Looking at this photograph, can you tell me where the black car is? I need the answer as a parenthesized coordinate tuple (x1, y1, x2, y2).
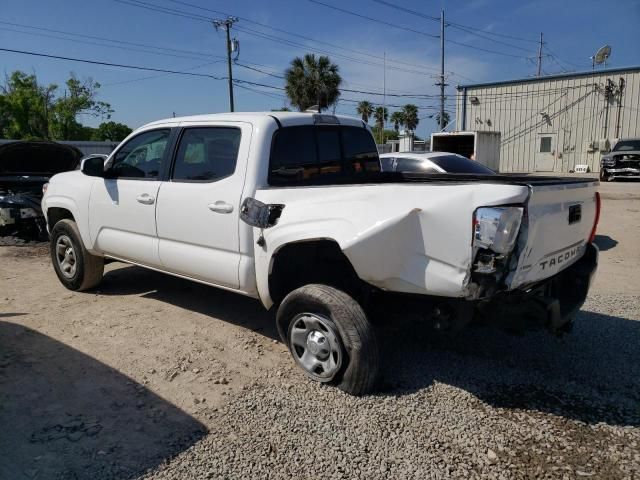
(0, 141, 83, 239)
(600, 138, 640, 181)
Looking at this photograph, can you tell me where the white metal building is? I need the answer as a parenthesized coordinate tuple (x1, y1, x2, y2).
(455, 66, 640, 173)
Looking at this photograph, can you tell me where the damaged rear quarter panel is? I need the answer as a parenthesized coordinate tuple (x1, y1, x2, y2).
(253, 182, 529, 306)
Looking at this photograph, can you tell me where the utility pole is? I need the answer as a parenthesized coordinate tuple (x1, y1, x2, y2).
(536, 32, 544, 77)
(438, 9, 446, 131)
(213, 16, 238, 112)
(382, 52, 386, 144)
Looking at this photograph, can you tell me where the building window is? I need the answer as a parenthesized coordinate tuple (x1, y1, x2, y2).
(539, 136, 552, 153)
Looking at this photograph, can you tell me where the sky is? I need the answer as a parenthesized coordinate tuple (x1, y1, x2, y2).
(2, 0, 639, 139)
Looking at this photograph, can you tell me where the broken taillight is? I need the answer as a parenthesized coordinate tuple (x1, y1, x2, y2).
(588, 191, 601, 243)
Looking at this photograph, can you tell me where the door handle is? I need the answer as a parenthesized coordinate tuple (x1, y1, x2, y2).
(136, 193, 155, 205)
(208, 201, 234, 214)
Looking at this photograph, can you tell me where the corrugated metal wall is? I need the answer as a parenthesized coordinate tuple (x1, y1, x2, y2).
(456, 68, 640, 172)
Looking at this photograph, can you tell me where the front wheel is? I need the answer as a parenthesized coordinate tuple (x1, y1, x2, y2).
(276, 284, 379, 396)
(50, 219, 104, 291)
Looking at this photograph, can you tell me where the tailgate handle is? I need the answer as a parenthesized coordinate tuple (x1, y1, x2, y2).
(568, 204, 582, 224)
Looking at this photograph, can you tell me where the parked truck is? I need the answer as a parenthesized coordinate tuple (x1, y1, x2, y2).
(42, 112, 599, 395)
(431, 131, 501, 171)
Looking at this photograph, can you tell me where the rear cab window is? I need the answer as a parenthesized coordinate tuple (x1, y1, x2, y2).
(269, 125, 379, 186)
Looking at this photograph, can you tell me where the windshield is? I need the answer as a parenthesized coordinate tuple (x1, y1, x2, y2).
(428, 154, 495, 174)
(613, 140, 640, 152)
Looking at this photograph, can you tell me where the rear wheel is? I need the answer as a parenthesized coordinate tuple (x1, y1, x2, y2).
(277, 284, 379, 396)
(50, 219, 104, 291)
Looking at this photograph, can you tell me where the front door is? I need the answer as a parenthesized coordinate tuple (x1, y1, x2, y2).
(155, 123, 251, 289)
(535, 133, 557, 171)
(88, 128, 172, 266)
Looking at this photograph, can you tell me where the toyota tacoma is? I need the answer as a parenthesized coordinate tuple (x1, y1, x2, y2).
(42, 112, 600, 395)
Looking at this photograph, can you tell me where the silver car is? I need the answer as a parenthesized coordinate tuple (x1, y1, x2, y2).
(379, 152, 496, 175)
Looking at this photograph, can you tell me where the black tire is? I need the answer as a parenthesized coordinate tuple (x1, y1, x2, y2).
(50, 219, 104, 291)
(277, 284, 379, 396)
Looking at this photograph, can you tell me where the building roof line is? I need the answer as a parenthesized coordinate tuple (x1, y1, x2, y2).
(456, 65, 640, 90)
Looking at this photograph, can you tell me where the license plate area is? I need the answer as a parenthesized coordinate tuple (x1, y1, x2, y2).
(568, 204, 581, 224)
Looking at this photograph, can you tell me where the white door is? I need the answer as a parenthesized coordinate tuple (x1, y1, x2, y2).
(89, 128, 171, 266)
(155, 123, 251, 289)
(535, 133, 557, 171)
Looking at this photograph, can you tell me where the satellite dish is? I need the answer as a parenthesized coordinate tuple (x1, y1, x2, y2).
(592, 45, 611, 69)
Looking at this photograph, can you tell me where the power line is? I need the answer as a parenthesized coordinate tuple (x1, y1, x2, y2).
(0, 47, 226, 79)
(368, 0, 539, 44)
(0, 46, 455, 111)
(112, 0, 468, 80)
(0, 20, 223, 61)
(162, 0, 447, 74)
(233, 24, 445, 78)
(308, 0, 534, 59)
(102, 61, 223, 87)
(307, 0, 439, 38)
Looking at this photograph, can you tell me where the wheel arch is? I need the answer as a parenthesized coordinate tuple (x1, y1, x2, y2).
(265, 238, 367, 310)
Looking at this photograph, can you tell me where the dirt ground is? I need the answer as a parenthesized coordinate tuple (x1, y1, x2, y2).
(1, 182, 639, 479)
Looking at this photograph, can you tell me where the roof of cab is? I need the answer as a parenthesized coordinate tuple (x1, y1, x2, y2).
(141, 111, 366, 129)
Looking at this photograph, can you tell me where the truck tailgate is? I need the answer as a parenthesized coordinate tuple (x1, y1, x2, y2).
(508, 179, 599, 289)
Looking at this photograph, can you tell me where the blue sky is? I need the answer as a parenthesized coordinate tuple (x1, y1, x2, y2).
(2, 0, 639, 138)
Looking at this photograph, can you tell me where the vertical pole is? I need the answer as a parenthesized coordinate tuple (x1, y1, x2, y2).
(536, 32, 543, 77)
(382, 52, 386, 144)
(440, 10, 446, 131)
(225, 23, 235, 112)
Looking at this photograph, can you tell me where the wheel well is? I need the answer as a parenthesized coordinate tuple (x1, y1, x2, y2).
(268, 240, 365, 306)
(47, 207, 75, 228)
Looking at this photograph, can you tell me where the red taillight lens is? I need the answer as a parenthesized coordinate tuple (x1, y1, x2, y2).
(588, 191, 601, 243)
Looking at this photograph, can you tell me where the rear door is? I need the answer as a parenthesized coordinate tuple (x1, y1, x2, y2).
(155, 123, 251, 289)
(88, 128, 172, 266)
(535, 133, 557, 171)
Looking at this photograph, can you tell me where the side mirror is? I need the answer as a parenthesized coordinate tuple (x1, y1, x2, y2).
(240, 197, 284, 229)
(80, 155, 107, 177)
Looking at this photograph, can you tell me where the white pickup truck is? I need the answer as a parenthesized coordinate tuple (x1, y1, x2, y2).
(42, 112, 599, 395)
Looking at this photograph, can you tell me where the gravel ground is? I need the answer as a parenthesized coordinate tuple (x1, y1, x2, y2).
(2, 192, 640, 479)
(143, 295, 639, 480)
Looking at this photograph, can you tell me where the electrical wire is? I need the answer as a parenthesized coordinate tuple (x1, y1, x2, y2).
(307, 0, 439, 38)
(0, 25, 222, 62)
(307, 0, 534, 59)
(0, 47, 226, 79)
(368, 0, 539, 44)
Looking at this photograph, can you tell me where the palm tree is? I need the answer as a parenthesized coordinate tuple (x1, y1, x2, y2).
(356, 100, 373, 124)
(434, 111, 450, 130)
(373, 106, 388, 143)
(390, 111, 404, 132)
(401, 104, 419, 132)
(284, 54, 342, 112)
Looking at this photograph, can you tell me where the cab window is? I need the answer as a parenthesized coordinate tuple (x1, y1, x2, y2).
(108, 129, 170, 179)
(172, 127, 241, 182)
(269, 125, 379, 186)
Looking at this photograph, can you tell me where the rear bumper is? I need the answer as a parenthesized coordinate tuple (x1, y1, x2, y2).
(479, 243, 598, 332)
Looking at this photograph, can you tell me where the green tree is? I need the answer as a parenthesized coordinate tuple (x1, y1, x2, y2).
(373, 106, 388, 143)
(371, 127, 398, 143)
(356, 100, 374, 124)
(50, 74, 113, 140)
(91, 121, 132, 141)
(0, 71, 57, 139)
(284, 54, 342, 112)
(401, 104, 419, 132)
(271, 107, 291, 112)
(434, 111, 451, 130)
(390, 111, 404, 132)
